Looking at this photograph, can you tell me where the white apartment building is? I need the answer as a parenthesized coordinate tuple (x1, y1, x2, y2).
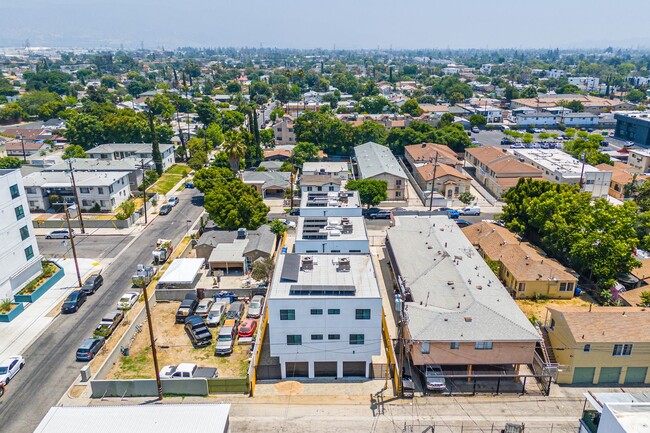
(295, 215, 369, 254)
(547, 69, 566, 79)
(23, 171, 132, 212)
(479, 64, 493, 75)
(85, 143, 176, 172)
(627, 148, 650, 172)
(0, 169, 42, 301)
(513, 149, 612, 198)
(299, 190, 362, 218)
(267, 253, 382, 378)
(302, 162, 349, 180)
(515, 112, 560, 126)
(568, 76, 600, 92)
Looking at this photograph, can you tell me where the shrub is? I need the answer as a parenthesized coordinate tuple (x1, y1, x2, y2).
(0, 298, 13, 314)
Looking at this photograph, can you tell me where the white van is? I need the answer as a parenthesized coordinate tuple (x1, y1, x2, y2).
(460, 206, 481, 216)
(46, 229, 75, 239)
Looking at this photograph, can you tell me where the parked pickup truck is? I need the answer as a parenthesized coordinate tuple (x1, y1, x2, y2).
(175, 293, 199, 323)
(93, 310, 124, 339)
(159, 363, 218, 379)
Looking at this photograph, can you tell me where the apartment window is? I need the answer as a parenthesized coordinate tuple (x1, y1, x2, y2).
(475, 341, 493, 350)
(100, 200, 107, 207)
(586, 180, 595, 185)
(395, 191, 402, 198)
(25, 187, 36, 194)
(24, 245, 34, 261)
(317, 186, 322, 191)
(421, 342, 430, 354)
(583, 344, 591, 353)
(328, 185, 336, 191)
(450, 342, 460, 350)
(79, 187, 90, 194)
(518, 282, 526, 292)
(355, 309, 371, 320)
(108, 185, 114, 193)
(311, 334, 323, 341)
(395, 179, 402, 187)
(349, 334, 365, 345)
(280, 309, 295, 320)
(310, 309, 323, 315)
(306, 186, 313, 192)
(19, 225, 30, 241)
(82, 200, 92, 207)
(97, 187, 104, 194)
(9, 184, 19, 199)
(286, 335, 302, 345)
(276, 128, 282, 132)
(328, 334, 340, 340)
(613, 344, 633, 357)
(15, 205, 25, 221)
(328, 309, 340, 315)
(559, 282, 574, 292)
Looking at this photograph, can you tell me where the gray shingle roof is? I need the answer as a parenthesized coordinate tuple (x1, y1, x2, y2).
(387, 216, 540, 343)
(242, 171, 290, 189)
(354, 142, 407, 180)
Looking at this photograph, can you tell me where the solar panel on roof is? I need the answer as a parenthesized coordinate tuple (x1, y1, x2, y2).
(280, 254, 300, 282)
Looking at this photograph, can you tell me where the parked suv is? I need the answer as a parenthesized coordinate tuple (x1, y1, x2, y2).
(75, 337, 105, 362)
(368, 210, 391, 220)
(424, 364, 446, 392)
(46, 229, 75, 239)
(225, 301, 245, 321)
(81, 274, 104, 295)
(215, 326, 236, 356)
(184, 315, 213, 347)
(175, 293, 199, 323)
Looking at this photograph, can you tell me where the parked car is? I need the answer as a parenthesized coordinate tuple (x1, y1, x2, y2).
(459, 206, 481, 216)
(195, 298, 214, 317)
(61, 290, 87, 314)
(215, 326, 237, 356)
(225, 301, 245, 321)
(206, 299, 229, 327)
(447, 210, 460, 219)
(500, 138, 514, 145)
(369, 210, 391, 220)
(159, 204, 172, 215)
(247, 295, 265, 318)
(81, 274, 103, 295)
(362, 207, 381, 217)
(168, 197, 179, 207)
(510, 143, 525, 149)
(184, 315, 213, 347)
(471, 126, 480, 133)
(0, 356, 25, 385)
(117, 292, 140, 310)
(238, 318, 258, 338)
(175, 293, 199, 323)
(424, 364, 446, 392)
(75, 337, 105, 362)
(184, 181, 195, 189)
(45, 229, 75, 239)
(159, 363, 217, 379)
(278, 218, 296, 228)
(455, 219, 472, 228)
(288, 208, 300, 216)
(93, 310, 124, 339)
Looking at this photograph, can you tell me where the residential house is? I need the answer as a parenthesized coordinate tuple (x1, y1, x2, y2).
(302, 161, 349, 180)
(85, 143, 176, 172)
(299, 174, 341, 194)
(413, 163, 471, 199)
(546, 307, 650, 385)
(462, 221, 578, 299)
(465, 147, 543, 198)
(258, 161, 284, 171)
(195, 225, 276, 274)
(266, 253, 382, 378)
(270, 115, 296, 145)
(513, 149, 612, 198)
(404, 143, 461, 169)
(263, 148, 292, 161)
(354, 142, 407, 201)
(241, 171, 291, 198)
(386, 216, 540, 377)
(5, 139, 50, 158)
(594, 162, 646, 199)
(0, 169, 42, 301)
(23, 171, 131, 212)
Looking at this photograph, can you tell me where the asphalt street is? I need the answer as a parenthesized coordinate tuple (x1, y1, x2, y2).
(37, 234, 134, 261)
(0, 187, 205, 433)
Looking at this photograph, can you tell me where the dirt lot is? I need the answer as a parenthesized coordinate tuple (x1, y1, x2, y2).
(516, 294, 593, 323)
(106, 301, 252, 379)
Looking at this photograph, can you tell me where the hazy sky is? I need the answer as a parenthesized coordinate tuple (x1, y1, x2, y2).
(2, 0, 650, 50)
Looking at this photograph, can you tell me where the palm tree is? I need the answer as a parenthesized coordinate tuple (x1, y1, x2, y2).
(222, 131, 246, 173)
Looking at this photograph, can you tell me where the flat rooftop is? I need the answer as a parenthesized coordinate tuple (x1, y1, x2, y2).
(23, 170, 131, 188)
(299, 190, 361, 209)
(296, 215, 368, 242)
(269, 253, 380, 299)
(513, 148, 603, 177)
(302, 161, 348, 173)
(387, 216, 540, 343)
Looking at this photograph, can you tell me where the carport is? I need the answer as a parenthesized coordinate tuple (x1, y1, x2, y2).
(208, 240, 247, 274)
(157, 258, 205, 290)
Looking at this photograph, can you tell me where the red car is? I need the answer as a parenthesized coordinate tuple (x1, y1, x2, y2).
(238, 318, 257, 338)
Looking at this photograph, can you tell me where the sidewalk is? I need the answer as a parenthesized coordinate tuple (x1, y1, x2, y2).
(0, 258, 101, 359)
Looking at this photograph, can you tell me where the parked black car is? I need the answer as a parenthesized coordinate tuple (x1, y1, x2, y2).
(75, 337, 105, 362)
(175, 293, 199, 323)
(289, 208, 300, 216)
(61, 290, 87, 314)
(184, 315, 213, 347)
(159, 204, 172, 215)
(500, 138, 514, 145)
(81, 274, 104, 295)
(225, 301, 245, 320)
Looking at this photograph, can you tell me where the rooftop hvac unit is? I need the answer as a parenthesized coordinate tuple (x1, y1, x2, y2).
(329, 229, 341, 237)
(338, 257, 351, 272)
(342, 222, 353, 234)
(302, 256, 314, 271)
(237, 228, 248, 239)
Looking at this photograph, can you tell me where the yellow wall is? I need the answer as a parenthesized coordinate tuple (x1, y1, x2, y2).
(512, 279, 575, 300)
(547, 310, 650, 384)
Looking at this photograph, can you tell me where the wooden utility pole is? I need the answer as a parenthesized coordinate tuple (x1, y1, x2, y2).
(141, 276, 163, 400)
(67, 159, 86, 234)
(57, 202, 82, 287)
(139, 159, 149, 224)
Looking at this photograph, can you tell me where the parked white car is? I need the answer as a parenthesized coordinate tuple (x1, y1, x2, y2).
(206, 300, 229, 327)
(0, 356, 25, 385)
(45, 229, 75, 239)
(117, 292, 140, 310)
(278, 218, 296, 229)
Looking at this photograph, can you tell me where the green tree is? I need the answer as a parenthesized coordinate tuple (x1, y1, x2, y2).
(400, 99, 423, 117)
(203, 177, 269, 230)
(63, 113, 104, 148)
(459, 191, 475, 205)
(279, 161, 294, 172)
(37, 100, 66, 120)
(115, 199, 136, 220)
(520, 86, 538, 98)
(0, 103, 27, 121)
(18, 91, 61, 116)
(0, 157, 22, 169)
(346, 178, 388, 208)
(292, 142, 321, 167)
(564, 128, 577, 138)
(627, 89, 646, 104)
(354, 120, 388, 144)
(360, 96, 391, 114)
(558, 100, 585, 112)
(260, 129, 274, 147)
(100, 75, 119, 89)
(226, 81, 242, 93)
(148, 94, 175, 123)
(251, 257, 275, 283)
(195, 101, 219, 126)
(269, 219, 288, 236)
(438, 112, 455, 128)
(468, 114, 487, 127)
(504, 85, 520, 101)
(222, 130, 246, 172)
(640, 291, 650, 307)
(61, 145, 88, 160)
(522, 133, 534, 144)
(23, 70, 73, 94)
